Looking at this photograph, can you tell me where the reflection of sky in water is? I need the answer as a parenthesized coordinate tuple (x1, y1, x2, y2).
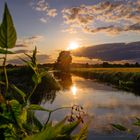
(36, 75, 140, 136)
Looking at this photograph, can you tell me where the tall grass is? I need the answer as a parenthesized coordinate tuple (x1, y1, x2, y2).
(71, 68, 140, 94)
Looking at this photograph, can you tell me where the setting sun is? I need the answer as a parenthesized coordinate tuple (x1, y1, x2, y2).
(67, 42, 79, 51)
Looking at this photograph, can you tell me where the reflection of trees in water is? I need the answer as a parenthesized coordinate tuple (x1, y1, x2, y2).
(6, 68, 60, 105)
(30, 90, 57, 105)
(30, 76, 60, 104)
(54, 72, 73, 90)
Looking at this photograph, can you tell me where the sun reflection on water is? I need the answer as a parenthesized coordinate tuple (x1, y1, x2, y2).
(71, 85, 77, 96)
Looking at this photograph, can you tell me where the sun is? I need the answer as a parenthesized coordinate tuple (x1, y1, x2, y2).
(67, 41, 79, 50)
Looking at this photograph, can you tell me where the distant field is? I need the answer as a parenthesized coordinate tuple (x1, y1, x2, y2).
(71, 68, 140, 73)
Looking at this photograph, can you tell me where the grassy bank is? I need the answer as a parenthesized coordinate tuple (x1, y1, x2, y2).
(71, 68, 140, 94)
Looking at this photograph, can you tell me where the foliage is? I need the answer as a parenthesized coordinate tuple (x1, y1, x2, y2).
(55, 51, 72, 72)
(0, 3, 88, 140)
(112, 118, 140, 140)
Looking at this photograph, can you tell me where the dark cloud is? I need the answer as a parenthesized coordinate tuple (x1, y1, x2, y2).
(36, 54, 50, 63)
(8, 54, 51, 65)
(72, 41, 140, 62)
(15, 44, 28, 48)
(62, 0, 140, 34)
(14, 50, 29, 54)
(16, 35, 44, 47)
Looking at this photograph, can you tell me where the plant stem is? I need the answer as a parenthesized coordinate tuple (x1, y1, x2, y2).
(3, 48, 8, 97)
(45, 112, 51, 125)
(45, 106, 71, 125)
(27, 84, 37, 101)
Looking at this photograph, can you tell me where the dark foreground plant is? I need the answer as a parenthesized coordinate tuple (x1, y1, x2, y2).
(111, 118, 140, 140)
(0, 3, 88, 140)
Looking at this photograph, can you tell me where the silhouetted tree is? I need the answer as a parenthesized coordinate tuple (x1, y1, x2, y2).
(85, 63, 89, 68)
(124, 63, 130, 67)
(55, 51, 72, 72)
(102, 62, 109, 67)
(135, 62, 139, 67)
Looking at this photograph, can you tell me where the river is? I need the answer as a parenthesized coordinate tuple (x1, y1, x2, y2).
(36, 74, 140, 140)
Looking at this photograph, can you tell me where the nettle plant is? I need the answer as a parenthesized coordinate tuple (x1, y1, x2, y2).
(0, 3, 88, 140)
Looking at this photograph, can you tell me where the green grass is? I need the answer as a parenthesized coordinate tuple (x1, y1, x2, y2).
(71, 68, 140, 73)
(71, 68, 140, 94)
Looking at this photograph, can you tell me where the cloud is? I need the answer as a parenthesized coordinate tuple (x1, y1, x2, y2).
(15, 44, 28, 48)
(14, 50, 30, 54)
(47, 9, 57, 17)
(40, 17, 48, 23)
(72, 41, 140, 62)
(62, 0, 140, 34)
(27, 35, 44, 42)
(8, 54, 51, 65)
(16, 35, 44, 47)
(31, 0, 57, 23)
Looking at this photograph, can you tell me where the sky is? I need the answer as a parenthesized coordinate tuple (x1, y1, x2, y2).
(0, 0, 140, 64)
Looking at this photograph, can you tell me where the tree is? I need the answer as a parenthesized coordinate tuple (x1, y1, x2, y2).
(55, 51, 72, 72)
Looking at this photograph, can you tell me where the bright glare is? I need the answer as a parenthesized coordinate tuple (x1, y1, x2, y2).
(71, 85, 77, 96)
(67, 42, 79, 50)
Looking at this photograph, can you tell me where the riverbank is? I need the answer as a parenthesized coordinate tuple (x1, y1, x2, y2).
(71, 68, 140, 94)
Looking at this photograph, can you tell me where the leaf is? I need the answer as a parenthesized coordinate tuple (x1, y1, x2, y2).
(134, 122, 140, 126)
(137, 134, 140, 140)
(32, 74, 42, 85)
(0, 3, 17, 48)
(28, 104, 51, 112)
(111, 124, 127, 131)
(32, 115, 43, 131)
(9, 100, 22, 127)
(24, 118, 78, 140)
(43, 121, 52, 130)
(0, 81, 5, 85)
(60, 121, 80, 135)
(0, 48, 14, 54)
(0, 114, 13, 125)
(136, 117, 140, 122)
(54, 117, 68, 129)
(11, 85, 26, 102)
(32, 47, 37, 65)
(73, 123, 88, 140)
(19, 108, 27, 126)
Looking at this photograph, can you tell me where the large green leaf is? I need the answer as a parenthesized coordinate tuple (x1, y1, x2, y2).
(24, 118, 80, 140)
(28, 104, 51, 112)
(60, 121, 80, 135)
(73, 123, 88, 140)
(0, 48, 14, 54)
(0, 3, 17, 48)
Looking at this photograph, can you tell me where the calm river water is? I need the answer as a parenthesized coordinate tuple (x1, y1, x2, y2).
(36, 74, 140, 140)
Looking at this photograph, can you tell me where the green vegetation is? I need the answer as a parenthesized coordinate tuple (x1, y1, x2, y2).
(112, 118, 140, 140)
(71, 68, 140, 94)
(0, 3, 88, 140)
